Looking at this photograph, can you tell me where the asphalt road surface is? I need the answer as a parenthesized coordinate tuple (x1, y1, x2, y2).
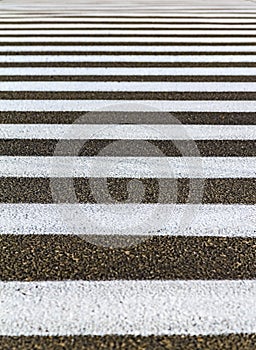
(0, 0, 256, 349)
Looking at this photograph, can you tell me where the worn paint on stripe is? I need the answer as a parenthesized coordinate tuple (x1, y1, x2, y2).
(1, 67, 256, 75)
(1, 37, 256, 43)
(2, 55, 256, 63)
(2, 82, 256, 91)
(1, 124, 255, 140)
(2, 24, 256, 28)
(1, 280, 256, 335)
(2, 14, 256, 17)
(1, 100, 256, 111)
(0, 45, 256, 52)
(0, 81, 256, 92)
(0, 156, 255, 178)
(2, 18, 256, 22)
(0, 204, 255, 236)
(2, 30, 256, 35)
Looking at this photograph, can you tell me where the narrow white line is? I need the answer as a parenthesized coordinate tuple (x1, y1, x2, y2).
(1, 100, 256, 112)
(1, 18, 256, 23)
(1, 24, 256, 28)
(1, 67, 256, 75)
(3, 82, 256, 92)
(0, 203, 255, 236)
(1, 37, 256, 43)
(2, 55, 256, 63)
(1, 6, 255, 10)
(0, 156, 255, 178)
(0, 45, 255, 52)
(1, 124, 255, 140)
(1, 29, 256, 35)
(2, 8, 252, 11)
(2, 13, 256, 17)
(1, 280, 256, 336)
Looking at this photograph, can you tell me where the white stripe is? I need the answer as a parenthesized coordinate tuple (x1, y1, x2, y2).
(0, 203, 255, 236)
(1, 100, 256, 112)
(1, 37, 256, 42)
(0, 156, 254, 178)
(1, 280, 256, 336)
(1, 18, 256, 22)
(0, 45, 255, 52)
(1, 8, 256, 12)
(1, 29, 256, 35)
(1, 67, 256, 75)
(1, 124, 255, 140)
(1, 24, 256, 28)
(2, 54, 256, 63)
(1, 13, 256, 17)
(3, 82, 256, 92)
(4, 7, 254, 10)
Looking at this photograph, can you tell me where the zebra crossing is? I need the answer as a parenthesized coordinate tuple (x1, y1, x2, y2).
(0, 0, 256, 348)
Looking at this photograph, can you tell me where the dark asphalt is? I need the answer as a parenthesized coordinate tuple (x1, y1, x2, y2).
(1, 112, 255, 124)
(1, 235, 256, 281)
(1, 140, 255, 156)
(0, 334, 256, 350)
(0, 178, 255, 204)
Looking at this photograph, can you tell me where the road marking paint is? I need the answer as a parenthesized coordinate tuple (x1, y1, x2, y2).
(2, 29, 256, 35)
(2, 55, 256, 63)
(2, 13, 256, 17)
(1, 24, 256, 28)
(2, 81, 256, 91)
(1, 100, 256, 112)
(0, 156, 255, 178)
(1, 280, 256, 336)
(0, 45, 255, 52)
(1, 67, 256, 76)
(2, 17, 256, 22)
(1, 37, 256, 42)
(0, 203, 255, 236)
(1, 124, 255, 140)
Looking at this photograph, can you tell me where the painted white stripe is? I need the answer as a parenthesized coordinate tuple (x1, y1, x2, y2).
(1, 37, 256, 43)
(0, 5, 255, 9)
(1, 6, 254, 9)
(3, 82, 256, 92)
(0, 156, 255, 178)
(1, 100, 256, 112)
(1, 280, 256, 336)
(1, 124, 254, 140)
(1, 7, 252, 10)
(1, 67, 256, 76)
(1, 24, 256, 28)
(2, 54, 256, 63)
(0, 203, 255, 236)
(1, 18, 256, 23)
(2, 13, 256, 17)
(1, 29, 256, 35)
(4, 7, 256, 11)
(0, 45, 255, 52)
(4, 7, 253, 10)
